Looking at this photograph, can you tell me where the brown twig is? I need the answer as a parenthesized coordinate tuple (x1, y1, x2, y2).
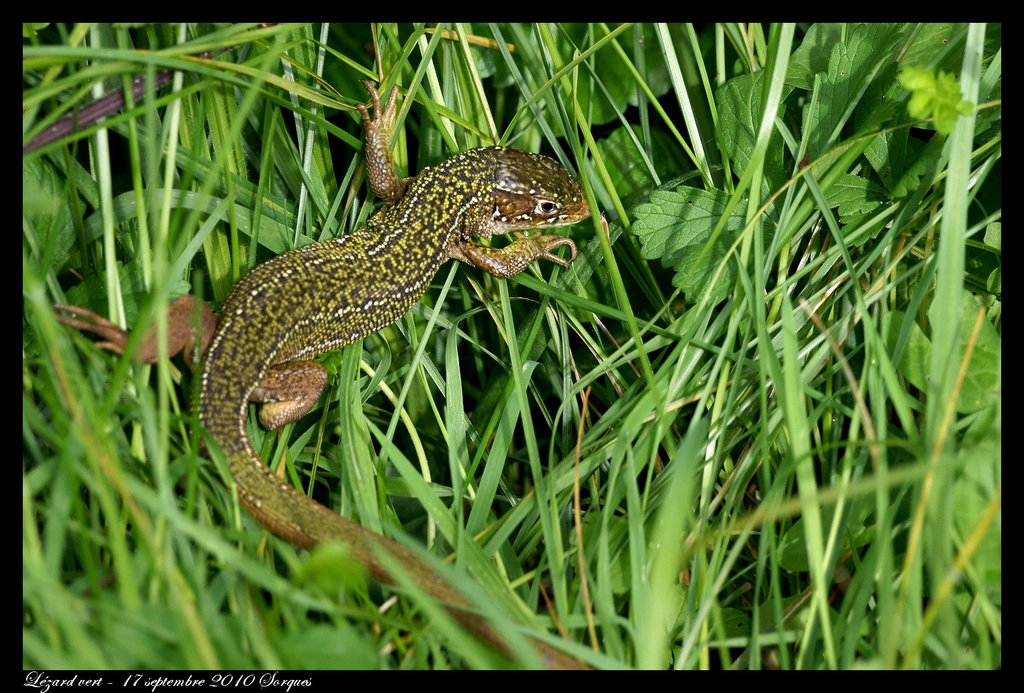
(24, 50, 219, 154)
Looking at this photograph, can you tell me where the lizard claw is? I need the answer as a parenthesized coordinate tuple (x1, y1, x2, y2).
(537, 236, 578, 268)
(357, 80, 399, 136)
(358, 81, 408, 203)
(512, 233, 578, 268)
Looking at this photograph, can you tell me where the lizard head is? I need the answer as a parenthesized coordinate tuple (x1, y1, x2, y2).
(475, 146, 591, 239)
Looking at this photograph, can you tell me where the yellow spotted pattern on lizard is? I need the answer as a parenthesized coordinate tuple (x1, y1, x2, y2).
(198, 83, 591, 666)
(56, 82, 590, 667)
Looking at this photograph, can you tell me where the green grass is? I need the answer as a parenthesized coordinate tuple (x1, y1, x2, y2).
(24, 23, 1001, 669)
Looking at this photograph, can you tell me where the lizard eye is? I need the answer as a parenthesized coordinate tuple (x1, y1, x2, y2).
(535, 199, 560, 216)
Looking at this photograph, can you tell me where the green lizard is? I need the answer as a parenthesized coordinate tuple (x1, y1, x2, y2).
(54, 82, 591, 668)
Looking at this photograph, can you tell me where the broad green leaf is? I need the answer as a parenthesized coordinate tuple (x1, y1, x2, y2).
(633, 186, 745, 303)
(785, 23, 843, 90)
(279, 623, 380, 669)
(887, 294, 999, 414)
(777, 495, 875, 573)
(24, 157, 77, 271)
(826, 172, 887, 226)
(801, 23, 901, 162)
(716, 70, 790, 194)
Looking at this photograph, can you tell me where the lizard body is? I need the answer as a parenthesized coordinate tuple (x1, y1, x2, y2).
(55, 83, 590, 668)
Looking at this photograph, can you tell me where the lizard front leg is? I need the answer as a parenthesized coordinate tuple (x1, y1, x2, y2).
(450, 233, 578, 279)
(356, 81, 409, 203)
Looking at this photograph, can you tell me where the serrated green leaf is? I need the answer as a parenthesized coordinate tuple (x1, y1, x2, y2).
(900, 23, 968, 72)
(777, 495, 875, 573)
(887, 294, 999, 413)
(633, 186, 745, 303)
(802, 23, 901, 161)
(953, 435, 1001, 606)
(858, 58, 908, 194)
(891, 133, 944, 199)
(24, 157, 77, 271)
(950, 302, 1000, 414)
(716, 70, 790, 194)
(785, 23, 844, 90)
(827, 172, 887, 220)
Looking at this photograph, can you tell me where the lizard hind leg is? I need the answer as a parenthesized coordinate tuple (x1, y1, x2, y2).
(53, 294, 215, 368)
(250, 361, 330, 431)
